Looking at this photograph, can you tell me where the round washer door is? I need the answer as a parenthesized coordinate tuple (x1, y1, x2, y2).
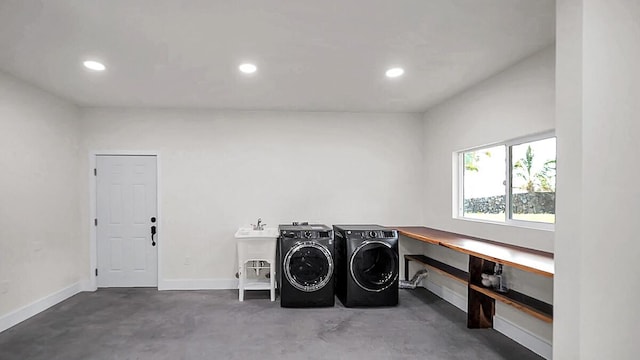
(350, 240, 398, 292)
(284, 241, 334, 292)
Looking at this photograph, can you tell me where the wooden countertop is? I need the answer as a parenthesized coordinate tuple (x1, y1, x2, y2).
(395, 226, 554, 278)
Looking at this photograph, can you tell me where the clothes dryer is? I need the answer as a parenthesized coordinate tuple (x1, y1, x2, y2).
(333, 225, 399, 307)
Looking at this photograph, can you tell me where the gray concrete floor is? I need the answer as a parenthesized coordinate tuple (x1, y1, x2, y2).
(0, 288, 543, 360)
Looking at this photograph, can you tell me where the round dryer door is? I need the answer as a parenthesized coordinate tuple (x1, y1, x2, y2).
(284, 242, 334, 292)
(350, 240, 398, 292)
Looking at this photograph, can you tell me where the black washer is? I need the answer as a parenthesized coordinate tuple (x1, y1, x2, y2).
(278, 224, 335, 307)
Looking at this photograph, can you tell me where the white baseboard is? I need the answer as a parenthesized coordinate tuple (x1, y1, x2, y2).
(0, 282, 83, 333)
(494, 315, 552, 360)
(159, 278, 238, 290)
(419, 280, 551, 359)
(80, 279, 96, 292)
(422, 279, 467, 312)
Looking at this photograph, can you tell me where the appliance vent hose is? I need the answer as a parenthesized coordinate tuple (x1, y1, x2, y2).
(399, 269, 429, 289)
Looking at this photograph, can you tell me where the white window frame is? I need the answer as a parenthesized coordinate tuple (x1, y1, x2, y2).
(455, 131, 556, 231)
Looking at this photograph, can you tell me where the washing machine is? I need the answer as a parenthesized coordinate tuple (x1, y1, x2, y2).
(278, 224, 335, 307)
(333, 225, 399, 307)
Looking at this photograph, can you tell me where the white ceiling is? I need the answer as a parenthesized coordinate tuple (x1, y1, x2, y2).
(0, 0, 555, 112)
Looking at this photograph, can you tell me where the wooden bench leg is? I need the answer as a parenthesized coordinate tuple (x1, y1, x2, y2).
(468, 286, 494, 328)
(467, 256, 495, 328)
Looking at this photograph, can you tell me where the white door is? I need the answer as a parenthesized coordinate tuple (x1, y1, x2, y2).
(96, 155, 158, 287)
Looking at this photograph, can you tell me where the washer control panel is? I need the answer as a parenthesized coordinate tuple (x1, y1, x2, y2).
(280, 230, 332, 240)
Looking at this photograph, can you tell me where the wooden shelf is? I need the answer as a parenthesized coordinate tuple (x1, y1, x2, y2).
(469, 284, 553, 323)
(395, 226, 554, 328)
(404, 254, 468, 284)
(396, 226, 554, 277)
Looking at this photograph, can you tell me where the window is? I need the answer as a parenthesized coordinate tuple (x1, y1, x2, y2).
(462, 145, 506, 221)
(457, 134, 556, 229)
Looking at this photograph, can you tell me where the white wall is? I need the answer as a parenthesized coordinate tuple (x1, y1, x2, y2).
(412, 47, 556, 353)
(0, 72, 83, 322)
(555, 1, 640, 359)
(421, 46, 556, 253)
(554, 0, 582, 357)
(79, 109, 424, 286)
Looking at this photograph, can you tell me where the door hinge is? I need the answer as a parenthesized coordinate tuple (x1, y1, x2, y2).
(94, 218, 98, 226)
(94, 168, 97, 176)
(95, 268, 98, 276)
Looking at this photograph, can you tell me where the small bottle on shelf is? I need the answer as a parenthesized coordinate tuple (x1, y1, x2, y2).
(494, 264, 508, 293)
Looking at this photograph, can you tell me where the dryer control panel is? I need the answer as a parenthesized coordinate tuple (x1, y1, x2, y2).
(344, 229, 397, 239)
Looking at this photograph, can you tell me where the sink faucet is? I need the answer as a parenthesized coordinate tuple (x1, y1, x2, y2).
(252, 218, 266, 230)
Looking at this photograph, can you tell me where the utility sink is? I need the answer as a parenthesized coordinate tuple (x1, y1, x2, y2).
(235, 226, 279, 302)
(234, 227, 279, 239)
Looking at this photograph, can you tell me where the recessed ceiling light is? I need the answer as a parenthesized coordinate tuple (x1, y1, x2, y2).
(385, 67, 404, 78)
(239, 63, 257, 74)
(83, 60, 106, 71)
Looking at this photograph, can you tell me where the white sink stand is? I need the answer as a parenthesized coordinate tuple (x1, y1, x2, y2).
(235, 228, 278, 302)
